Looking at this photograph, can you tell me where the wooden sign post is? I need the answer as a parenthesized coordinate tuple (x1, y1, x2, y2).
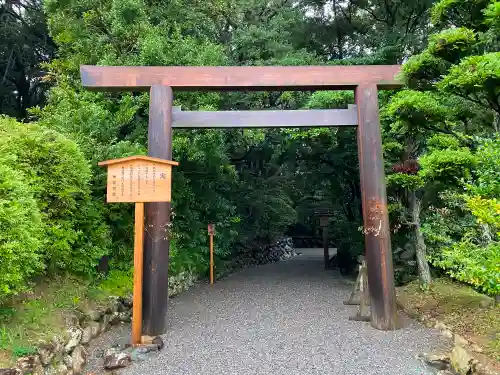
(98, 155, 178, 345)
(319, 216, 330, 269)
(208, 224, 215, 285)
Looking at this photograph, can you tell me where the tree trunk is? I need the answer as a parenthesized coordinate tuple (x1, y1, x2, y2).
(408, 191, 431, 286)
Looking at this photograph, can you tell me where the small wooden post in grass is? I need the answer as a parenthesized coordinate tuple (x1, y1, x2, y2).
(98, 155, 178, 346)
(208, 224, 215, 284)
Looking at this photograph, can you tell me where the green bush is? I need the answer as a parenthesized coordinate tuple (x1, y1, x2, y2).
(0, 164, 43, 300)
(430, 239, 500, 296)
(0, 116, 111, 275)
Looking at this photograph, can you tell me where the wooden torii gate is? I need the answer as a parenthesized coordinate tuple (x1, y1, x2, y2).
(81, 65, 402, 333)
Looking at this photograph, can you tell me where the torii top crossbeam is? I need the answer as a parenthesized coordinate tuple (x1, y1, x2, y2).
(80, 65, 402, 91)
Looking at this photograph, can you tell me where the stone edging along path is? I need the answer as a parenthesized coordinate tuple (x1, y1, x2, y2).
(417, 321, 499, 375)
(2, 296, 134, 375)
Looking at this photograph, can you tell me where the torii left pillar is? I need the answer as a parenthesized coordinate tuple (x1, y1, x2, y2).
(142, 85, 173, 335)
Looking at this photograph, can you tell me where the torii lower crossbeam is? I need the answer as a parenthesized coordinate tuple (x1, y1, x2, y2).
(81, 65, 402, 333)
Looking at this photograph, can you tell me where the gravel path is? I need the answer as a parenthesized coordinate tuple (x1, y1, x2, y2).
(117, 248, 449, 375)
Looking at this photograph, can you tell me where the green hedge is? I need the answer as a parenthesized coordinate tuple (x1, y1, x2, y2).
(430, 240, 500, 296)
(0, 164, 44, 299)
(0, 116, 112, 300)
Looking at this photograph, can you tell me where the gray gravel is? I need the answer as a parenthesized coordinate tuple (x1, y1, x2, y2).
(117, 248, 450, 375)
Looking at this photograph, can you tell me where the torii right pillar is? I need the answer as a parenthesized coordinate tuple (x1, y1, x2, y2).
(356, 83, 398, 330)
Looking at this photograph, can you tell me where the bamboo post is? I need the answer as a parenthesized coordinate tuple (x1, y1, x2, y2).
(132, 202, 145, 345)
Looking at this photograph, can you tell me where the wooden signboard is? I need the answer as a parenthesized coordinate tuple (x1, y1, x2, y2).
(99, 155, 178, 346)
(98, 156, 178, 203)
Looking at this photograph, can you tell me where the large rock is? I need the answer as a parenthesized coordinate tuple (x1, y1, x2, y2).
(64, 327, 82, 353)
(450, 345, 473, 375)
(71, 345, 87, 375)
(106, 297, 122, 314)
(42, 364, 69, 375)
(53, 364, 69, 375)
(473, 361, 500, 375)
(103, 352, 132, 370)
(118, 311, 131, 323)
(88, 321, 101, 339)
(418, 353, 450, 370)
(63, 355, 72, 369)
(38, 342, 56, 366)
(104, 347, 120, 358)
(80, 325, 93, 345)
(130, 345, 158, 362)
(85, 309, 101, 322)
(153, 336, 164, 350)
(110, 312, 121, 325)
(63, 313, 81, 327)
(100, 314, 111, 332)
(117, 302, 127, 313)
(454, 334, 469, 347)
(51, 336, 64, 357)
(121, 295, 133, 308)
(16, 356, 43, 375)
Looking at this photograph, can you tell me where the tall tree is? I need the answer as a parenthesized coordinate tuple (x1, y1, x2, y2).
(0, 0, 55, 119)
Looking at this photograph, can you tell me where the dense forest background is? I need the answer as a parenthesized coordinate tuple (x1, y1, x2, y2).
(0, 0, 498, 302)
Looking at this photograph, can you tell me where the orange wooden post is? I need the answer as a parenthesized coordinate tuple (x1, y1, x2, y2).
(209, 235, 214, 284)
(98, 155, 178, 343)
(132, 202, 144, 345)
(208, 224, 215, 284)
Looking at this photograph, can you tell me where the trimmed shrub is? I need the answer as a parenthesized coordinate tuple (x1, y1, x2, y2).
(430, 240, 500, 296)
(0, 116, 111, 275)
(0, 164, 43, 300)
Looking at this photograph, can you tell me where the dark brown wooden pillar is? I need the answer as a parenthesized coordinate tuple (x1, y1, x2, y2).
(143, 85, 173, 335)
(355, 83, 397, 331)
(322, 226, 330, 270)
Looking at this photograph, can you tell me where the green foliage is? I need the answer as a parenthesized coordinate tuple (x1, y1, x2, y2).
(383, 90, 449, 130)
(466, 196, 500, 233)
(402, 52, 449, 90)
(427, 134, 462, 150)
(0, 161, 43, 300)
(419, 148, 476, 182)
(431, 0, 492, 30)
(0, 116, 110, 276)
(305, 91, 354, 110)
(387, 174, 425, 190)
(427, 28, 476, 63)
(484, 1, 500, 29)
(430, 239, 500, 295)
(96, 269, 133, 297)
(0, 1, 56, 119)
(422, 138, 500, 295)
(467, 137, 500, 198)
(438, 52, 500, 113)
